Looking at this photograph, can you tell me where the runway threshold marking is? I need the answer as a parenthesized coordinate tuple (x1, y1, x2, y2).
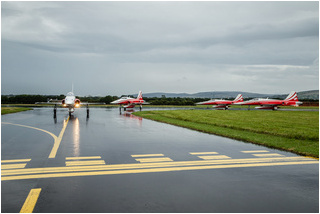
(2, 119, 69, 159)
(2, 156, 318, 181)
(20, 188, 41, 213)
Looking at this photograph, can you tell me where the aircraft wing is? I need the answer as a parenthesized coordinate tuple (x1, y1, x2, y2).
(35, 102, 62, 105)
(80, 102, 106, 105)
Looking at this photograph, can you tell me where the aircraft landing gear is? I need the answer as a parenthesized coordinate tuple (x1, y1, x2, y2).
(139, 105, 142, 111)
(53, 104, 57, 118)
(86, 104, 89, 118)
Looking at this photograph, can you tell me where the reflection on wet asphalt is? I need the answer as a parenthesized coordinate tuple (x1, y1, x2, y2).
(1, 107, 319, 212)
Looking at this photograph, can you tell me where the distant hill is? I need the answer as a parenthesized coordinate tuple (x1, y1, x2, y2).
(138, 90, 319, 100)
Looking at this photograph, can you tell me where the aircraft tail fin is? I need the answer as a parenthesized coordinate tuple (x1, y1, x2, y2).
(137, 91, 143, 100)
(233, 94, 243, 102)
(285, 91, 298, 101)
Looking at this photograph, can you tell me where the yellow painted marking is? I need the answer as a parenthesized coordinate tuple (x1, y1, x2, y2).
(135, 157, 173, 163)
(65, 160, 106, 166)
(241, 150, 270, 153)
(2, 161, 318, 181)
(20, 188, 41, 213)
(131, 154, 164, 157)
(253, 153, 284, 157)
(2, 164, 27, 169)
(190, 152, 219, 155)
(2, 122, 58, 142)
(2, 120, 69, 159)
(66, 156, 101, 160)
(2, 157, 310, 176)
(1, 159, 31, 163)
(49, 117, 69, 158)
(198, 155, 231, 160)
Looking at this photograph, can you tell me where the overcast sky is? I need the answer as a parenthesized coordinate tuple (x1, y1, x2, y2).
(1, 1, 319, 96)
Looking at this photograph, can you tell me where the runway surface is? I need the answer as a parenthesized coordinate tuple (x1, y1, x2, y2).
(2, 107, 319, 212)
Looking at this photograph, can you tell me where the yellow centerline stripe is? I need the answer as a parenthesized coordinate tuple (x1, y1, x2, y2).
(20, 188, 41, 213)
(2, 164, 27, 169)
(1, 159, 31, 163)
(65, 160, 106, 166)
(2, 161, 318, 181)
(66, 156, 101, 160)
(48, 117, 69, 158)
(190, 152, 219, 155)
(131, 154, 164, 157)
(135, 157, 173, 163)
(1, 157, 315, 176)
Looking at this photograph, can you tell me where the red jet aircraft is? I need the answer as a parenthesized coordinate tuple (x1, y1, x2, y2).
(196, 94, 243, 110)
(235, 91, 303, 110)
(111, 91, 148, 112)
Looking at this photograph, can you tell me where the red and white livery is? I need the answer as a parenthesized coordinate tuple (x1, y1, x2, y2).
(235, 91, 303, 110)
(196, 94, 243, 110)
(111, 91, 148, 111)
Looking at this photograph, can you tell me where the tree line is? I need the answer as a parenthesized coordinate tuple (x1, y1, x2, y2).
(1, 94, 318, 106)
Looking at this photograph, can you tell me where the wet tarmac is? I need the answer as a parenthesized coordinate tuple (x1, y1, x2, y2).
(1, 107, 319, 212)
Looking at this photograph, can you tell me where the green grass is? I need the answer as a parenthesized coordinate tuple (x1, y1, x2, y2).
(1, 107, 32, 115)
(133, 110, 319, 158)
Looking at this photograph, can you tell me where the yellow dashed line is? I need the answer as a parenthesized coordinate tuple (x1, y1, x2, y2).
(1, 159, 31, 163)
(198, 155, 231, 160)
(65, 160, 106, 166)
(190, 152, 219, 155)
(253, 153, 284, 157)
(66, 156, 101, 160)
(135, 157, 173, 163)
(131, 154, 164, 158)
(241, 150, 270, 153)
(2, 164, 27, 170)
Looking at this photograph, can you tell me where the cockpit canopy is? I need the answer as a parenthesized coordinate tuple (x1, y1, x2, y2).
(67, 92, 74, 96)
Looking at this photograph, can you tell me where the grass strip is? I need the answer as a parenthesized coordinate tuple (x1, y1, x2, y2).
(1, 107, 32, 115)
(133, 110, 319, 158)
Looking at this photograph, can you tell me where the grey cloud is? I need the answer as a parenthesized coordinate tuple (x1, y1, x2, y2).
(1, 1, 318, 95)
